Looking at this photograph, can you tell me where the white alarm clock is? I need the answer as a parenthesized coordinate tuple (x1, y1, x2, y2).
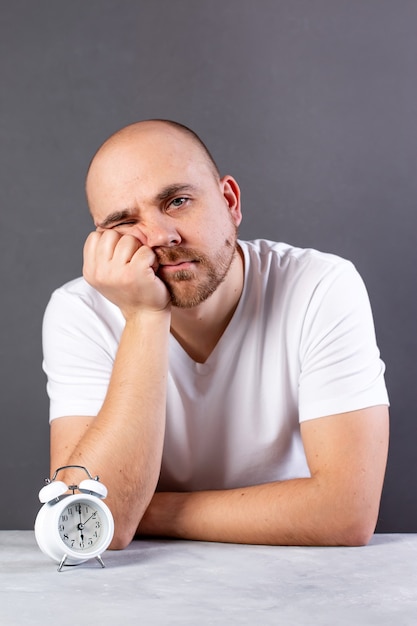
(34, 465, 114, 571)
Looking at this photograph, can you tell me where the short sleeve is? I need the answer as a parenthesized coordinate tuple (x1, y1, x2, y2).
(42, 282, 123, 421)
(298, 262, 389, 421)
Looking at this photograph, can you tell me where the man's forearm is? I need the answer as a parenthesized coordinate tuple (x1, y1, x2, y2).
(137, 478, 377, 547)
(51, 309, 171, 549)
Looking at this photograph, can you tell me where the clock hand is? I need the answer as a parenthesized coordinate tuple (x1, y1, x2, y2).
(77, 504, 85, 542)
(77, 509, 98, 530)
(82, 510, 98, 526)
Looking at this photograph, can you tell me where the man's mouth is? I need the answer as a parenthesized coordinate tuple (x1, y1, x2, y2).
(155, 248, 204, 278)
(158, 260, 196, 273)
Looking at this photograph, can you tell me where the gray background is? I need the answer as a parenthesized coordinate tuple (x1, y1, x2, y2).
(1, 0, 416, 532)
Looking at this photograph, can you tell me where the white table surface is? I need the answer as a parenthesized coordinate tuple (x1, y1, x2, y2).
(1, 531, 416, 625)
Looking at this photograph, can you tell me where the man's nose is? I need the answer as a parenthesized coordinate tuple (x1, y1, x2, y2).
(137, 216, 181, 248)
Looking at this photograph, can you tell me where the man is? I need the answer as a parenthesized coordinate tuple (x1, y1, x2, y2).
(43, 119, 389, 549)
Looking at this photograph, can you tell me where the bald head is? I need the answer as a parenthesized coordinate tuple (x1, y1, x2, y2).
(86, 119, 220, 199)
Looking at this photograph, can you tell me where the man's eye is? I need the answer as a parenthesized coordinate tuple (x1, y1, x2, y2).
(169, 197, 188, 209)
(111, 221, 136, 229)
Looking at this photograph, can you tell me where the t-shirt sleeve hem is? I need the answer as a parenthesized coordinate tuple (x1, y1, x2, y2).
(49, 402, 103, 423)
(299, 387, 389, 422)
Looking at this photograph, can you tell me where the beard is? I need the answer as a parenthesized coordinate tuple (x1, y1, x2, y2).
(155, 231, 238, 308)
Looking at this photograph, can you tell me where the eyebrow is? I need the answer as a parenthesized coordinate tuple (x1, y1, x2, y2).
(96, 184, 198, 229)
(156, 183, 198, 201)
(96, 209, 136, 229)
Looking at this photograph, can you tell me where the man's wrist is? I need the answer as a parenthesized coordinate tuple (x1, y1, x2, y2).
(123, 305, 172, 327)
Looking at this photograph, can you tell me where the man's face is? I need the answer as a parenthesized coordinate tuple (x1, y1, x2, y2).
(86, 124, 242, 308)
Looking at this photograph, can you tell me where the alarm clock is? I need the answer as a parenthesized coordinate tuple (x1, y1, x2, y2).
(34, 465, 114, 571)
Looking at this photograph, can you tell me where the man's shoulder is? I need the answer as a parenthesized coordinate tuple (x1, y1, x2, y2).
(238, 239, 354, 277)
(49, 276, 101, 305)
(52, 276, 90, 296)
(46, 277, 119, 319)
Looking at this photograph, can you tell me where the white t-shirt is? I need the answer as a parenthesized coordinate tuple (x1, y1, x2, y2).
(42, 240, 388, 491)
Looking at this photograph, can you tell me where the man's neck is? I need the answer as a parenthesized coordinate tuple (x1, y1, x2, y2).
(170, 246, 244, 363)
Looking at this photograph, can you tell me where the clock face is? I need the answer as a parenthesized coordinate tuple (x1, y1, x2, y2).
(58, 499, 104, 553)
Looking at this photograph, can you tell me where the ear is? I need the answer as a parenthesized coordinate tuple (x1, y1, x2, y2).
(220, 175, 242, 227)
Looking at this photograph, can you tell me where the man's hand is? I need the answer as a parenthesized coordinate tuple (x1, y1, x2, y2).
(83, 230, 171, 319)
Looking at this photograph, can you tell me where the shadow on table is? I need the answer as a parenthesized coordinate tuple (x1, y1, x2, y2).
(73, 538, 178, 571)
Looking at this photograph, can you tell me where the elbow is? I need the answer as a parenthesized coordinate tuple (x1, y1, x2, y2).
(339, 522, 375, 547)
(109, 527, 136, 551)
(332, 508, 378, 547)
(108, 516, 140, 550)
(107, 494, 154, 550)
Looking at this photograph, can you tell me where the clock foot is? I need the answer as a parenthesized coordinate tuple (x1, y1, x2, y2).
(96, 555, 105, 568)
(58, 554, 68, 572)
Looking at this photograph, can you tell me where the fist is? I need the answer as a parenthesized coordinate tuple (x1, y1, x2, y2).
(83, 230, 171, 318)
